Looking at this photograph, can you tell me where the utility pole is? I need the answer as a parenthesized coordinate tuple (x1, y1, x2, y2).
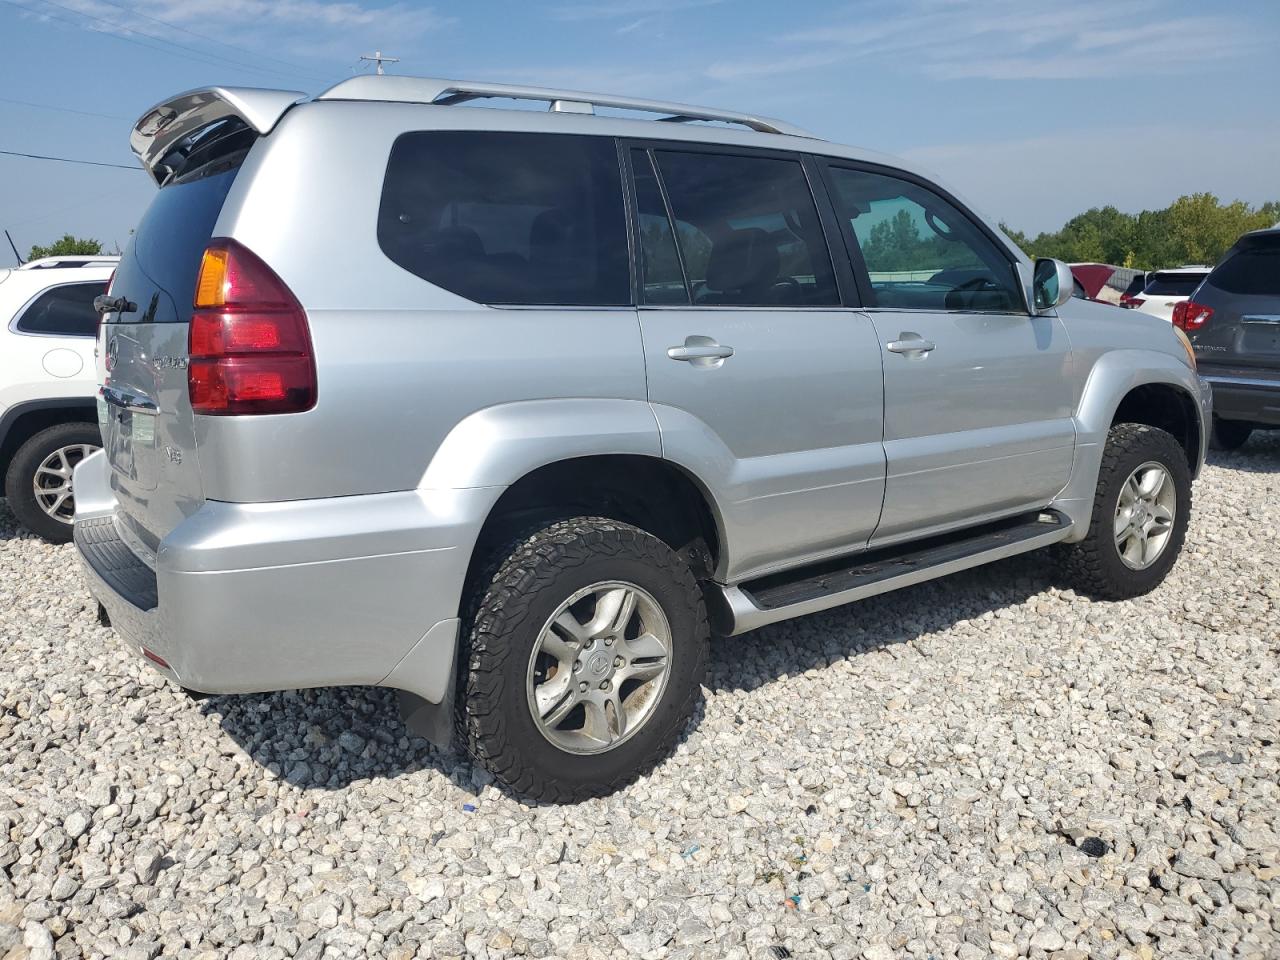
(359, 50, 399, 75)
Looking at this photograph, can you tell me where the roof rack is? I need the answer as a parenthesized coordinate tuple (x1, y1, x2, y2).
(316, 76, 817, 139)
(19, 256, 120, 270)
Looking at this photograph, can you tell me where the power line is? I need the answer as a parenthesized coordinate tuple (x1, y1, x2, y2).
(27, 0, 328, 83)
(1, 0, 268, 76)
(0, 95, 130, 121)
(90, 0, 329, 80)
(0, 148, 140, 171)
(8, 0, 327, 85)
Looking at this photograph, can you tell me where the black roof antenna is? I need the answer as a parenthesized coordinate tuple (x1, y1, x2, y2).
(4, 230, 23, 266)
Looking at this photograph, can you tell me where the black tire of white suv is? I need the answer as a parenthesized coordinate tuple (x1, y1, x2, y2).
(4, 422, 101, 543)
(459, 517, 709, 803)
(1057, 423, 1191, 600)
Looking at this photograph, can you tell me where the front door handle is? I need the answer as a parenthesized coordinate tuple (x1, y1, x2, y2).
(668, 335, 734, 368)
(886, 334, 936, 357)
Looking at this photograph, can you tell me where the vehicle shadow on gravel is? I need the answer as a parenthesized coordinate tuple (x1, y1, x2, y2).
(706, 551, 1060, 696)
(203, 551, 1057, 798)
(1205, 431, 1280, 473)
(202, 686, 487, 797)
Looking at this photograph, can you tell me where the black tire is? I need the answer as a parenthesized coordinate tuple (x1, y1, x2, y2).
(1057, 423, 1191, 600)
(1210, 417, 1253, 451)
(459, 517, 709, 803)
(3, 422, 101, 544)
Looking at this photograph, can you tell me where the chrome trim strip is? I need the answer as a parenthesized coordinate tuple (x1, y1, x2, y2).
(1202, 375, 1280, 390)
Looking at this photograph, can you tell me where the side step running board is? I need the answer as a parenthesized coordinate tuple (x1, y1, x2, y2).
(718, 510, 1072, 635)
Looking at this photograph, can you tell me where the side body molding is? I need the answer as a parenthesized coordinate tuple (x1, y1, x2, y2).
(1052, 349, 1209, 541)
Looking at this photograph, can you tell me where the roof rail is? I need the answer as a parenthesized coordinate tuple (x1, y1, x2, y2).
(19, 255, 120, 270)
(317, 75, 817, 139)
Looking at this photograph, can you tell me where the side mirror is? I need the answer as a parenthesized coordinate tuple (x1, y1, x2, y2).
(1032, 258, 1074, 312)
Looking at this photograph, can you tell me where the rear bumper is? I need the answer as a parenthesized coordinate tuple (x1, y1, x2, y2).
(72, 449, 500, 705)
(1201, 372, 1280, 427)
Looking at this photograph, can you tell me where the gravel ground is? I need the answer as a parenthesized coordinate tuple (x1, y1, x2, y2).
(1, 438, 1277, 960)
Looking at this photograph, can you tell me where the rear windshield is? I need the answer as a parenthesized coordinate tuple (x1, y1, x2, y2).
(127, 166, 240, 319)
(1144, 273, 1204, 297)
(1207, 239, 1280, 296)
(377, 131, 630, 306)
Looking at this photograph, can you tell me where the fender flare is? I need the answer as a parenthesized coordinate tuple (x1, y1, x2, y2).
(1054, 350, 1207, 539)
(417, 397, 664, 490)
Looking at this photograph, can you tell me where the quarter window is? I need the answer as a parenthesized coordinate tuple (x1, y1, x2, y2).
(827, 166, 1023, 313)
(378, 132, 630, 306)
(14, 282, 105, 337)
(648, 150, 839, 307)
(631, 150, 687, 305)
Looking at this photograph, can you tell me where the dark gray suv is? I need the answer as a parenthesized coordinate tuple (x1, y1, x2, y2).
(1176, 228, 1280, 449)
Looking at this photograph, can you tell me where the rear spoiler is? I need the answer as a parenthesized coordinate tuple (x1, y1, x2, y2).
(130, 87, 305, 186)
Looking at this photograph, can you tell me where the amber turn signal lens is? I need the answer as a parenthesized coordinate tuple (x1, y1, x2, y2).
(194, 246, 230, 308)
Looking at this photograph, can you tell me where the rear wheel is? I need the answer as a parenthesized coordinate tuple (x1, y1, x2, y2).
(458, 517, 708, 803)
(1057, 423, 1191, 600)
(4, 422, 101, 543)
(1210, 417, 1253, 451)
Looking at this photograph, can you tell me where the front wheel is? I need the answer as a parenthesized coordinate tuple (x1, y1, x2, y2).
(458, 517, 708, 803)
(1057, 423, 1191, 600)
(3, 422, 101, 543)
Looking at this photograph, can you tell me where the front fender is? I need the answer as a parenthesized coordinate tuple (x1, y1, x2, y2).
(1054, 350, 1208, 540)
(418, 398, 663, 490)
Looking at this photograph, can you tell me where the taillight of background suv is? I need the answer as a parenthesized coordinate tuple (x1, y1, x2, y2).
(1172, 300, 1214, 331)
(188, 239, 317, 415)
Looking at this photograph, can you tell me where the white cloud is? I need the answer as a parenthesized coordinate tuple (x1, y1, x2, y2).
(708, 0, 1260, 83)
(550, 0, 725, 22)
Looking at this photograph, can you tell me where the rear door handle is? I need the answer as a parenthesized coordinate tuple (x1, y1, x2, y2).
(886, 335, 936, 356)
(668, 335, 734, 367)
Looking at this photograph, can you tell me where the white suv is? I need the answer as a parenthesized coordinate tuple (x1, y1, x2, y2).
(1133, 266, 1211, 322)
(1, 256, 116, 541)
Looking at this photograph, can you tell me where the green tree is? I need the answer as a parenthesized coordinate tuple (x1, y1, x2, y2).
(1007, 196, 1279, 270)
(27, 234, 103, 260)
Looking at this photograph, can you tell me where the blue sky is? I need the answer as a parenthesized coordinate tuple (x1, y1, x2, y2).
(2, 0, 1278, 267)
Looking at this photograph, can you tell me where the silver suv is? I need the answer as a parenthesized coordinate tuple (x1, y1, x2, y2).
(75, 77, 1211, 802)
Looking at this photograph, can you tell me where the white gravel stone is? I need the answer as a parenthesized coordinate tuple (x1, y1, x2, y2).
(1, 437, 1278, 959)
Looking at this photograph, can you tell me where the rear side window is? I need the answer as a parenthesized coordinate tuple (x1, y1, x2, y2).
(378, 132, 630, 306)
(1144, 273, 1204, 296)
(1207, 239, 1280, 296)
(14, 282, 105, 337)
(649, 150, 838, 307)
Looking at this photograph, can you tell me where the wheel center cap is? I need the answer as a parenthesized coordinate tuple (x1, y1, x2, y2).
(586, 651, 612, 678)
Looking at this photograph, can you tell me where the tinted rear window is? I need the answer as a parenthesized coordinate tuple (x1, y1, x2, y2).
(124, 164, 240, 320)
(378, 132, 630, 306)
(14, 281, 105, 337)
(1145, 273, 1204, 296)
(1207, 239, 1280, 296)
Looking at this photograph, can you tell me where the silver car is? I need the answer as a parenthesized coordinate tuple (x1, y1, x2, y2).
(75, 76, 1211, 802)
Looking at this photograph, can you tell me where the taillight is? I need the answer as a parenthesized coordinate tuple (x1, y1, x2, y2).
(1121, 296, 1143, 309)
(188, 239, 316, 415)
(1172, 300, 1213, 331)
